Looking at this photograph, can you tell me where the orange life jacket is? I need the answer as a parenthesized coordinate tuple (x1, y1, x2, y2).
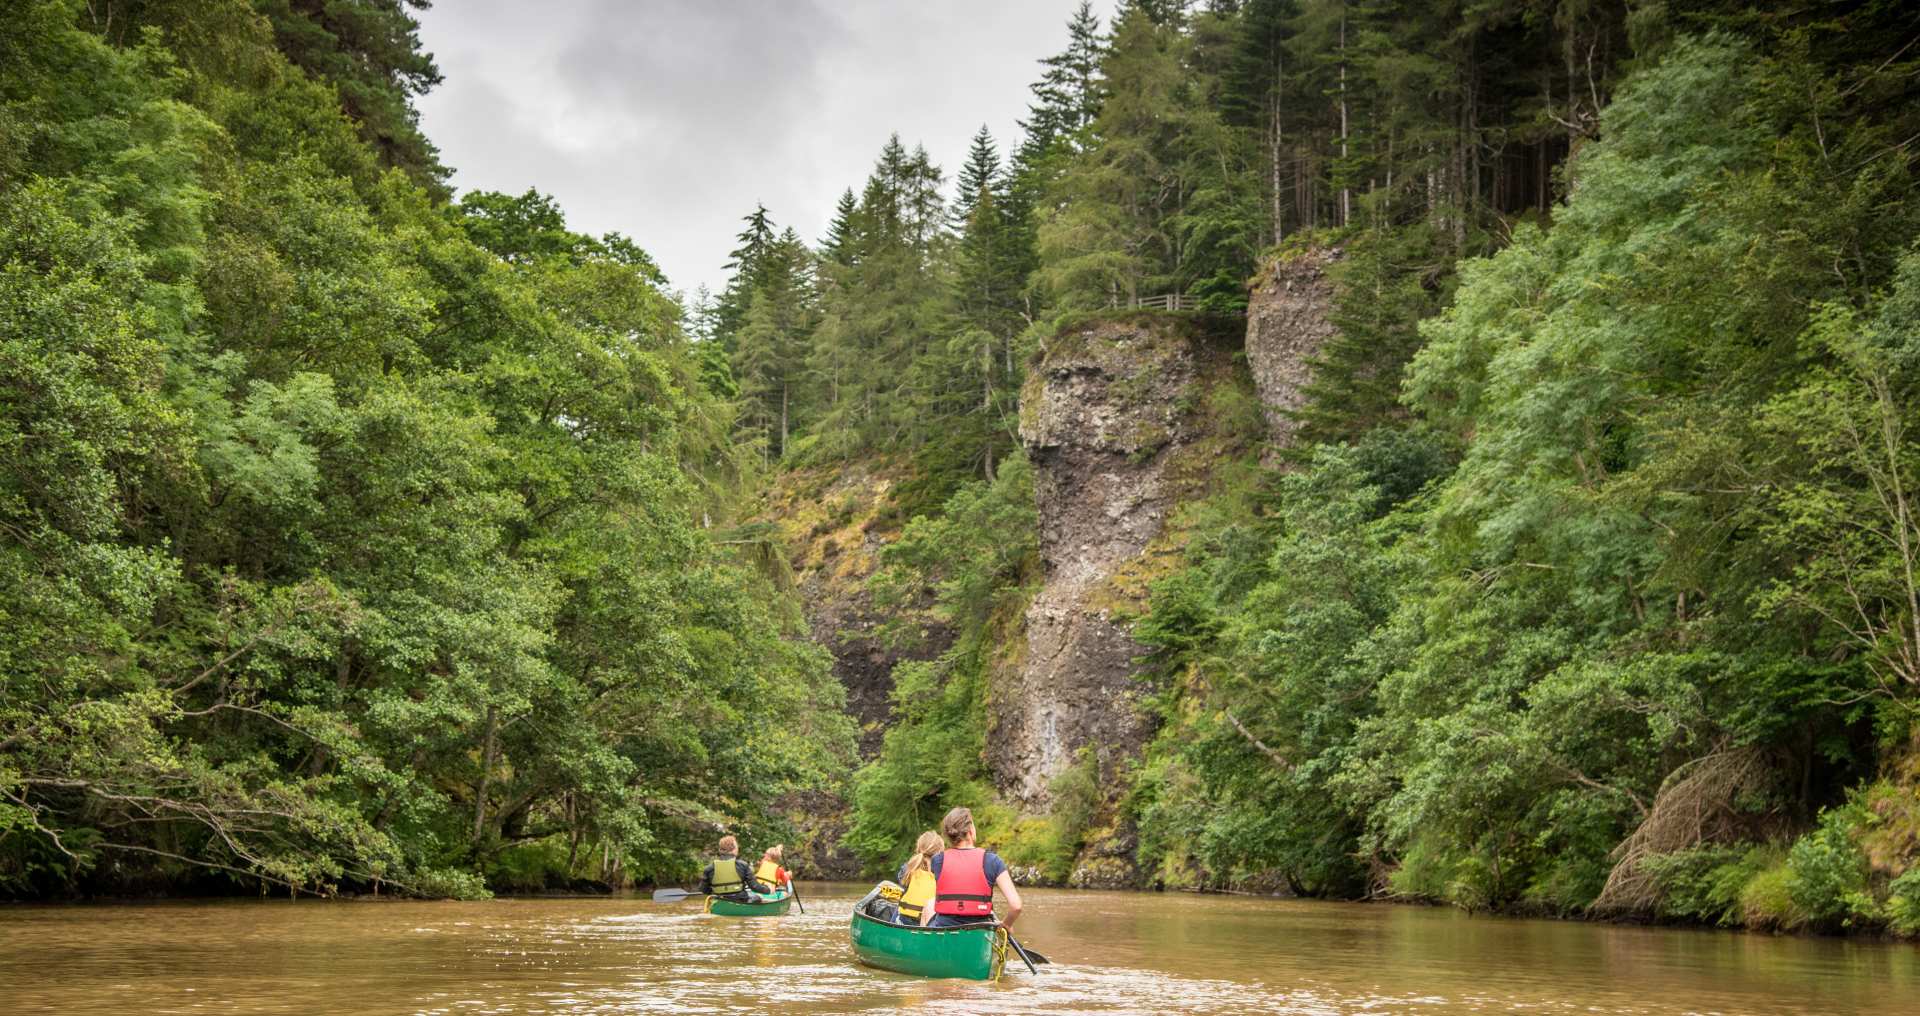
(933, 847, 993, 918)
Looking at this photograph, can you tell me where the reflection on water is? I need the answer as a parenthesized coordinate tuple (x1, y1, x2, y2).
(3, 884, 1917, 1014)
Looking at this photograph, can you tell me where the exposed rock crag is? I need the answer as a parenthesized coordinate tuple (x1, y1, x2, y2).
(768, 462, 950, 759)
(1245, 247, 1341, 448)
(998, 316, 1237, 813)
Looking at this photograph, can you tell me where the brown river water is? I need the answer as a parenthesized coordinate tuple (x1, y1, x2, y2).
(4, 883, 1917, 1014)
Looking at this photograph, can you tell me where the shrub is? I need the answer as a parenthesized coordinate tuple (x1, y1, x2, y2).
(486, 836, 574, 893)
(1888, 869, 1920, 937)
(1049, 749, 1101, 852)
(1739, 860, 1804, 931)
(1386, 836, 1457, 902)
(995, 816, 1071, 883)
(1445, 854, 1496, 911)
(1786, 804, 1877, 929)
(407, 866, 493, 900)
(1643, 844, 1780, 926)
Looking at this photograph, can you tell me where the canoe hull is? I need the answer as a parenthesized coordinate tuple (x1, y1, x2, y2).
(705, 891, 792, 917)
(849, 910, 1007, 980)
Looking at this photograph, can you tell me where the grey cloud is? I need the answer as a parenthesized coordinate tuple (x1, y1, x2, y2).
(416, 0, 1088, 297)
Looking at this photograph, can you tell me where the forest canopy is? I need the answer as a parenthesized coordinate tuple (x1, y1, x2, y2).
(7, 0, 1920, 939)
(0, 0, 853, 898)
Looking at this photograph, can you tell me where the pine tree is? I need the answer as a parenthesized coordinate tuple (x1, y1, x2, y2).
(1018, 1, 1106, 166)
(731, 229, 813, 457)
(258, 0, 449, 191)
(1288, 223, 1446, 445)
(935, 128, 1029, 484)
(821, 188, 859, 265)
(952, 127, 1001, 228)
(1036, 5, 1189, 308)
(805, 137, 949, 456)
(713, 204, 778, 353)
(1221, 0, 1296, 244)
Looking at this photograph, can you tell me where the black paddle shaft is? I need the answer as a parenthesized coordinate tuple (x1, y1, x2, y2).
(1007, 933, 1041, 974)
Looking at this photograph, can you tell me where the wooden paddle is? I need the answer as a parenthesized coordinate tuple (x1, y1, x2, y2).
(651, 887, 703, 902)
(787, 876, 806, 914)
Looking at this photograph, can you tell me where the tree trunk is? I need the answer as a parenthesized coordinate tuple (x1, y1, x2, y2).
(564, 793, 581, 876)
(472, 705, 499, 845)
(1270, 47, 1285, 243)
(1339, 11, 1350, 228)
(982, 343, 995, 480)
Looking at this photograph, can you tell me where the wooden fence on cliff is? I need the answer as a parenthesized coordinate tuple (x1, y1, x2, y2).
(1134, 292, 1198, 312)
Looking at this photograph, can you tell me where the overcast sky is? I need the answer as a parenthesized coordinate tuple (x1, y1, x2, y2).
(414, 1, 1090, 301)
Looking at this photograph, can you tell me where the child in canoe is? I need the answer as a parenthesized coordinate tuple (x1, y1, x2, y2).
(893, 830, 943, 925)
(754, 843, 793, 896)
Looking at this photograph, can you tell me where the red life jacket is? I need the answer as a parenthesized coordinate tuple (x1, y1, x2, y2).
(933, 847, 994, 917)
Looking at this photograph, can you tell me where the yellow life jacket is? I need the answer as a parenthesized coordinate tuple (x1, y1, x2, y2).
(709, 857, 743, 894)
(755, 859, 783, 889)
(898, 867, 937, 921)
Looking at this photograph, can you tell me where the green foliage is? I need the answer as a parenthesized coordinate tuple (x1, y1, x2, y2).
(1889, 868, 1920, 936)
(256, 0, 447, 191)
(990, 815, 1074, 881)
(406, 866, 492, 901)
(1740, 859, 1806, 931)
(1045, 748, 1102, 877)
(0, 2, 853, 899)
(1643, 844, 1782, 926)
(14, 0, 1920, 941)
(1290, 225, 1454, 446)
(1786, 805, 1877, 929)
(1133, 443, 1408, 896)
(1125, 24, 1920, 928)
(845, 458, 1037, 872)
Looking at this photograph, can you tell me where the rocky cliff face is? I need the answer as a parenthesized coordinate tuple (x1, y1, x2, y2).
(780, 252, 1338, 884)
(765, 461, 950, 757)
(996, 315, 1245, 812)
(762, 461, 948, 877)
(1244, 247, 1341, 447)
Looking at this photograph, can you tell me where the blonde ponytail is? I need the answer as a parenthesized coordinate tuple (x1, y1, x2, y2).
(903, 830, 944, 877)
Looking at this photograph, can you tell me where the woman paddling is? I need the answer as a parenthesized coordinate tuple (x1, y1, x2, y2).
(922, 806, 1022, 930)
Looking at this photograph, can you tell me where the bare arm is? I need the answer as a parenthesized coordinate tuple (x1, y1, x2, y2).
(919, 904, 934, 927)
(995, 869, 1023, 930)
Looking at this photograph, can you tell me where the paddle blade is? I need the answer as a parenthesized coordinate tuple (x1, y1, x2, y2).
(1007, 934, 1050, 968)
(651, 888, 697, 902)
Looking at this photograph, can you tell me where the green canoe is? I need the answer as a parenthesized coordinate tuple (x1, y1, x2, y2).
(849, 907, 1008, 981)
(705, 890, 792, 917)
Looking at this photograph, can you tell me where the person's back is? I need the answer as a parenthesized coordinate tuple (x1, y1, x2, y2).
(925, 806, 1022, 929)
(895, 830, 943, 925)
(699, 834, 770, 902)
